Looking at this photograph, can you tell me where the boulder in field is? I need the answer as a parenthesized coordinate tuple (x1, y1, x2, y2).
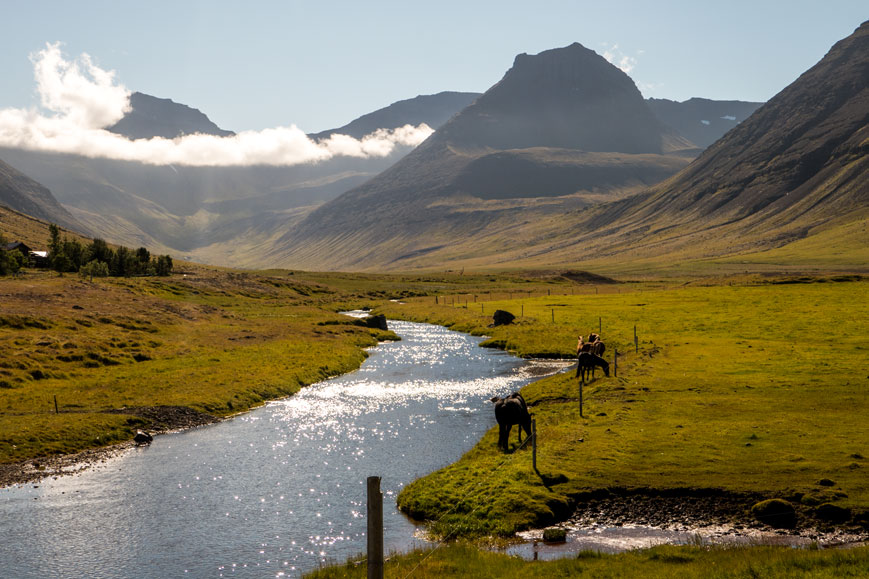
(364, 314, 388, 331)
(751, 498, 797, 529)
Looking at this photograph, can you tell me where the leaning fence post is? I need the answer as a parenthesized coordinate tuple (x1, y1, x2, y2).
(532, 418, 537, 471)
(579, 381, 584, 417)
(614, 349, 618, 377)
(54, 395, 59, 414)
(367, 476, 383, 579)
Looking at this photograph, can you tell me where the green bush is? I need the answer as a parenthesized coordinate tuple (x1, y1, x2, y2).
(751, 499, 797, 528)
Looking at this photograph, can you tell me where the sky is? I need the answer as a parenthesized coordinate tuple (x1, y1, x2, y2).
(0, 0, 865, 166)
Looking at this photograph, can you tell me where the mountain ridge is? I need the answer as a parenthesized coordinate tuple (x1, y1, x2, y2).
(108, 92, 235, 139)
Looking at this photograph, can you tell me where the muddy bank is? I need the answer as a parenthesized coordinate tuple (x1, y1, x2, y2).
(0, 405, 218, 488)
(567, 489, 867, 535)
(555, 490, 869, 548)
(501, 490, 869, 561)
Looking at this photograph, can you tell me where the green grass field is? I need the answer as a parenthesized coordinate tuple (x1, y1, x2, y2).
(0, 267, 574, 464)
(305, 543, 869, 578)
(0, 269, 394, 462)
(379, 279, 869, 537)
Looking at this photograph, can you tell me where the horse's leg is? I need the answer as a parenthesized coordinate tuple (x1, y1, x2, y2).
(498, 424, 508, 450)
(517, 422, 523, 445)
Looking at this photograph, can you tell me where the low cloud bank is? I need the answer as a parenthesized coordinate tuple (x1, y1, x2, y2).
(0, 44, 433, 166)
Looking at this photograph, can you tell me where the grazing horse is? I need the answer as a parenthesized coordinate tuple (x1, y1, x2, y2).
(490, 392, 532, 451)
(578, 339, 606, 377)
(575, 352, 610, 382)
(579, 338, 605, 356)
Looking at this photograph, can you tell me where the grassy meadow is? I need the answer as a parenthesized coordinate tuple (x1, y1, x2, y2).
(0, 266, 573, 464)
(0, 267, 393, 462)
(377, 278, 869, 537)
(305, 542, 869, 579)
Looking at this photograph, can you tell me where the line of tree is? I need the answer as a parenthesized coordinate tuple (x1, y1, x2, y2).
(45, 224, 173, 278)
(0, 234, 26, 276)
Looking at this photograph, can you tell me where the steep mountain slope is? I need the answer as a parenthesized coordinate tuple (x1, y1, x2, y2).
(0, 158, 87, 234)
(108, 92, 235, 139)
(578, 19, 869, 255)
(646, 98, 763, 148)
(273, 43, 697, 270)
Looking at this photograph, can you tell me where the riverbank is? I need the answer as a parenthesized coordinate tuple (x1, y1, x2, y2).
(0, 404, 220, 487)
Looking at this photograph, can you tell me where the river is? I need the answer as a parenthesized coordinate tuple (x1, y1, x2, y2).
(0, 320, 567, 578)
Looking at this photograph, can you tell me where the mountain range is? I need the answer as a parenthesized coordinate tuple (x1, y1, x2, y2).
(259, 43, 755, 270)
(4, 20, 862, 275)
(0, 54, 758, 265)
(266, 22, 867, 272)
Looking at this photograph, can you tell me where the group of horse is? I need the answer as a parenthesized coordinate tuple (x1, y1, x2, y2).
(576, 333, 609, 382)
(490, 333, 611, 452)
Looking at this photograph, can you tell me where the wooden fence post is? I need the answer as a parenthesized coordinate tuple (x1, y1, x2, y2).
(54, 395, 59, 414)
(634, 325, 638, 354)
(532, 418, 537, 471)
(367, 476, 383, 579)
(614, 349, 618, 377)
(579, 381, 584, 417)
(599, 316, 602, 334)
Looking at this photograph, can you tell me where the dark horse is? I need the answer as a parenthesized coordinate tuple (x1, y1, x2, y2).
(579, 338, 606, 357)
(575, 352, 610, 382)
(490, 392, 532, 451)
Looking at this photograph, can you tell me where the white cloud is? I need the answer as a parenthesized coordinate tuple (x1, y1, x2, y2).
(601, 43, 638, 75)
(0, 44, 434, 167)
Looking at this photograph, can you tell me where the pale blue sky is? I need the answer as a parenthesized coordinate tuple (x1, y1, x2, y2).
(2, 0, 866, 133)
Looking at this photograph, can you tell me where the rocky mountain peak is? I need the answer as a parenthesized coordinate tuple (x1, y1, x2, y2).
(436, 42, 676, 153)
(108, 92, 234, 140)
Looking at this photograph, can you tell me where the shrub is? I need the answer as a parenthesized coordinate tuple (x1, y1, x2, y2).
(79, 261, 110, 279)
(751, 499, 797, 528)
(816, 503, 851, 523)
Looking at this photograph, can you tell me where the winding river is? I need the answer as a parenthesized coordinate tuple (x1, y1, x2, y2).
(0, 320, 566, 578)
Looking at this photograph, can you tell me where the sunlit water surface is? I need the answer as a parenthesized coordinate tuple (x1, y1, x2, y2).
(0, 320, 567, 578)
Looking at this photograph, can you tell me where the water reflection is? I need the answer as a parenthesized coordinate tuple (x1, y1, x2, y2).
(0, 321, 566, 578)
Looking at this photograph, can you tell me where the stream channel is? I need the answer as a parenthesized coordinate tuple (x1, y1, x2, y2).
(1, 319, 569, 578)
